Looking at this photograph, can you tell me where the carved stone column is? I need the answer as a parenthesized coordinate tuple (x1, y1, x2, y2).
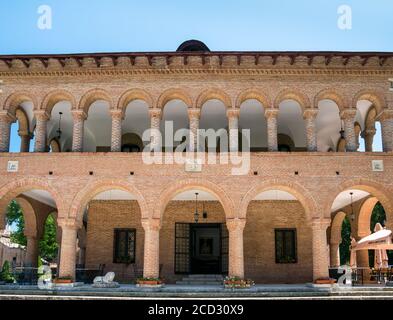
(227, 109, 240, 152)
(265, 109, 279, 152)
(142, 218, 161, 278)
(361, 127, 376, 152)
(33, 111, 49, 152)
(58, 220, 79, 280)
(110, 110, 123, 152)
(188, 108, 200, 152)
(379, 110, 393, 152)
(71, 110, 87, 152)
(303, 109, 318, 151)
(19, 131, 33, 152)
(227, 218, 246, 279)
(312, 218, 331, 280)
(149, 108, 162, 152)
(340, 109, 358, 152)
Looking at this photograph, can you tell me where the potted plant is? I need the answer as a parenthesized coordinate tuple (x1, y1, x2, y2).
(136, 277, 164, 287)
(53, 276, 73, 284)
(223, 276, 255, 289)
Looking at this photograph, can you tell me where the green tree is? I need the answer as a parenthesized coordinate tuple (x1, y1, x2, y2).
(5, 200, 26, 246)
(339, 216, 351, 265)
(5, 201, 58, 263)
(38, 214, 58, 262)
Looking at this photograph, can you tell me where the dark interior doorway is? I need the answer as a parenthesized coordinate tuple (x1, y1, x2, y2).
(175, 223, 228, 275)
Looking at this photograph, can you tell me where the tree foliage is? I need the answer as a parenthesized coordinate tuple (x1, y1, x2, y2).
(339, 216, 351, 265)
(5, 200, 26, 246)
(39, 214, 58, 262)
(5, 200, 58, 263)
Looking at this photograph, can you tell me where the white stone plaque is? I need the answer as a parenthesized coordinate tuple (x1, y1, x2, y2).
(185, 158, 202, 172)
(372, 160, 384, 172)
(7, 161, 19, 172)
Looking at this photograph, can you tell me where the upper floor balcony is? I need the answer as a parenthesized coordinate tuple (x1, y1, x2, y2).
(0, 43, 392, 155)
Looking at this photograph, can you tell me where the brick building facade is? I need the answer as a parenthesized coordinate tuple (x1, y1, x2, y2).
(0, 41, 392, 284)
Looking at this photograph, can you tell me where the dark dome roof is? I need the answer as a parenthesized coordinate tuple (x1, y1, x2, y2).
(176, 40, 210, 52)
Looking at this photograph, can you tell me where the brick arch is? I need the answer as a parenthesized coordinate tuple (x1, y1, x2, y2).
(274, 88, 311, 111)
(3, 91, 38, 116)
(357, 196, 379, 238)
(69, 179, 149, 226)
(365, 106, 377, 128)
(196, 88, 232, 109)
(117, 89, 154, 115)
(235, 89, 272, 108)
(14, 197, 38, 237)
(239, 179, 318, 221)
(0, 178, 64, 228)
(156, 88, 193, 110)
(155, 178, 236, 220)
(330, 211, 347, 244)
(78, 88, 114, 114)
(352, 89, 386, 114)
(314, 88, 348, 111)
(41, 89, 77, 115)
(15, 107, 30, 134)
(325, 179, 393, 222)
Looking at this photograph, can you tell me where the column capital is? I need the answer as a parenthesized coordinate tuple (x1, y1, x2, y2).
(149, 108, 162, 119)
(188, 108, 201, 119)
(57, 218, 80, 230)
(226, 218, 246, 232)
(311, 218, 331, 229)
(303, 109, 318, 120)
(340, 109, 357, 120)
(33, 110, 50, 121)
(226, 108, 240, 119)
(110, 109, 124, 119)
(18, 130, 34, 138)
(71, 109, 87, 121)
(264, 108, 279, 119)
(141, 218, 161, 232)
(361, 128, 376, 138)
(0, 111, 16, 123)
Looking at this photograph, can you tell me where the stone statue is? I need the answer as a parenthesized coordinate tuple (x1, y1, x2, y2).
(92, 272, 120, 288)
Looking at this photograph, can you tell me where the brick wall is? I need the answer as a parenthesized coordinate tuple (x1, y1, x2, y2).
(86, 199, 312, 283)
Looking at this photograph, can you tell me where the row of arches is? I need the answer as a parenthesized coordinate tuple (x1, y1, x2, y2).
(4, 87, 387, 114)
(1, 176, 392, 282)
(6, 89, 384, 153)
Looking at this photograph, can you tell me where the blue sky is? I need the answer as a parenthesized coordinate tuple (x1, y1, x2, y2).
(0, 0, 392, 54)
(1, 0, 390, 151)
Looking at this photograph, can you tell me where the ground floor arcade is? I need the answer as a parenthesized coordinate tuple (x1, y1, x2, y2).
(0, 153, 392, 285)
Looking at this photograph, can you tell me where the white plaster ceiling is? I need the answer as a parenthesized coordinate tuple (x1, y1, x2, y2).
(22, 190, 56, 208)
(93, 190, 137, 200)
(16, 97, 376, 153)
(253, 190, 297, 201)
(331, 189, 370, 212)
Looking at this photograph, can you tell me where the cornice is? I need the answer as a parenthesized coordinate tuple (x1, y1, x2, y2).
(0, 67, 392, 78)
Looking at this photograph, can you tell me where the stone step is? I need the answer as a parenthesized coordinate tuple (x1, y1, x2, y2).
(175, 280, 223, 285)
(187, 274, 224, 280)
